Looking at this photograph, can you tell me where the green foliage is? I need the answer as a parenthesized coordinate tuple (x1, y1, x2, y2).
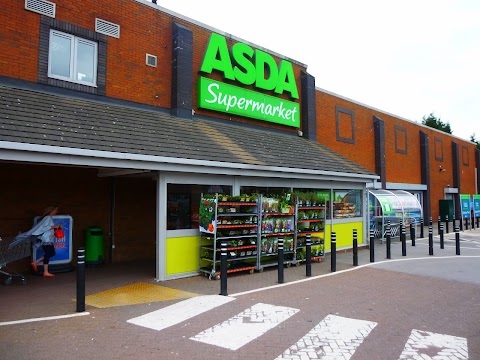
(422, 113, 452, 134)
(470, 133, 480, 150)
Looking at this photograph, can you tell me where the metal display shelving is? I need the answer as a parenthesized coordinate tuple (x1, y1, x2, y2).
(295, 202, 326, 263)
(199, 193, 326, 279)
(257, 195, 295, 271)
(199, 195, 258, 279)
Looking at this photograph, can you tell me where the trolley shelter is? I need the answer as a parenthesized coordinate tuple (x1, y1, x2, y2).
(369, 190, 423, 240)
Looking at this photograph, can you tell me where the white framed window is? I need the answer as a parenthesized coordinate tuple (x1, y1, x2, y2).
(48, 30, 98, 87)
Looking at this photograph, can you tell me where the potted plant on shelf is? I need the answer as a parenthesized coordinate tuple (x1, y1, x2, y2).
(230, 195, 241, 202)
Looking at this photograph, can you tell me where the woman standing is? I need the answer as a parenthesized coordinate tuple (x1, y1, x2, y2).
(13, 205, 62, 278)
(30, 205, 61, 277)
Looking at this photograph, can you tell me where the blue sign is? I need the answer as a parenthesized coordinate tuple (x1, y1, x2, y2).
(32, 215, 73, 265)
(460, 194, 471, 219)
(474, 195, 480, 217)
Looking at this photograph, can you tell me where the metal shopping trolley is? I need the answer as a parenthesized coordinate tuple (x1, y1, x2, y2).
(0, 236, 33, 285)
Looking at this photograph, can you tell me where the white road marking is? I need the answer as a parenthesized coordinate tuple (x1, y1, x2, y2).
(190, 303, 299, 351)
(399, 329, 468, 359)
(275, 314, 377, 360)
(127, 295, 234, 331)
(0, 312, 90, 326)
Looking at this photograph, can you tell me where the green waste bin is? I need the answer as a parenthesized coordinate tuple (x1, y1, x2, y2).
(85, 227, 105, 265)
(439, 200, 454, 222)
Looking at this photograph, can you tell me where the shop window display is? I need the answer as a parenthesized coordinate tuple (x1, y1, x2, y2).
(292, 189, 330, 219)
(333, 190, 362, 219)
(167, 184, 232, 230)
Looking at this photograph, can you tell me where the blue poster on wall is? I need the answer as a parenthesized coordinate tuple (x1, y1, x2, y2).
(32, 215, 73, 265)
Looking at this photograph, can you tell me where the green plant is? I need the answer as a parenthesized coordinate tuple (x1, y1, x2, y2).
(229, 195, 241, 202)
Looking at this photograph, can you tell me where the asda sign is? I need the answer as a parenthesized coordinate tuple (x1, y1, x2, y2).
(198, 33, 300, 128)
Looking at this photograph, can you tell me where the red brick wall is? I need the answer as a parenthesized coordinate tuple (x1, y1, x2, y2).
(1, 0, 305, 133)
(382, 115, 422, 185)
(0, 0, 171, 107)
(0, 1, 40, 82)
(315, 89, 477, 220)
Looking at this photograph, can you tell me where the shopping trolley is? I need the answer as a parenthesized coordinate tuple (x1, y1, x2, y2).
(0, 236, 33, 285)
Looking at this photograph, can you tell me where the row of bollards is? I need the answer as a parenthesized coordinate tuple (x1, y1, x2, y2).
(216, 216, 467, 296)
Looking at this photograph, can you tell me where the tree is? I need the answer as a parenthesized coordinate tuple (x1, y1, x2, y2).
(470, 133, 480, 150)
(422, 113, 452, 134)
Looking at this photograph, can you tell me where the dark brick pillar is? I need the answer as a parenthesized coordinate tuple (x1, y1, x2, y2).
(301, 71, 316, 142)
(452, 141, 461, 221)
(420, 131, 431, 221)
(373, 116, 386, 189)
(476, 148, 480, 194)
(171, 22, 193, 119)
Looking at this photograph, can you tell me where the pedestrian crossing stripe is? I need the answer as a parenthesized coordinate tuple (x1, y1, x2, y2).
(399, 329, 468, 359)
(126, 295, 234, 331)
(126, 300, 470, 358)
(275, 314, 377, 360)
(190, 303, 299, 351)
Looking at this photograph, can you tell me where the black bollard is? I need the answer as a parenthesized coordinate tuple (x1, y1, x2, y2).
(386, 222, 391, 259)
(445, 215, 449, 234)
(465, 217, 469, 231)
(410, 221, 416, 246)
(420, 218, 424, 238)
(439, 223, 444, 249)
(455, 226, 460, 255)
(76, 248, 86, 312)
(477, 217, 479, 229)
(305, 234, 312, 277)
(331, 232, 336, 272)
(452, 214, 456, 230)
(429, 216, 433, 227)
(437, 216, 441, 235)
(220, 243, 228, 296)
(428, 225, 433, 255)
(369, 233, 375, 263)
(277, 238, 284, 284)
(353, 229, 358, 266)
(472, 214, 475, 230)
(401, 224, 406, 256)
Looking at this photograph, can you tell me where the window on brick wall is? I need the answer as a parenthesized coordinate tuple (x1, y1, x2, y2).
(48, 30, 98, 87)
(462, 146, 469, 166)
(335, 106, 355, 144)
(394, 125, 408, 154)
(434, 137, 444, 161)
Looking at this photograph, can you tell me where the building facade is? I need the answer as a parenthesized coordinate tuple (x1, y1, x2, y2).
(0, 0, 478, 280)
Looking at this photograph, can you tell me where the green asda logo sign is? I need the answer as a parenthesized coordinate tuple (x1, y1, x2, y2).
(198, 33, 300, 128)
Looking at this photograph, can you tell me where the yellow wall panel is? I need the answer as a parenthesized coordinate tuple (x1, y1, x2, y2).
(323, 222, 363, 250)
(166, 236, 200, 275)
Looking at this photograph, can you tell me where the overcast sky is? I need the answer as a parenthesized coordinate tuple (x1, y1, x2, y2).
(156, 0, 479, 142)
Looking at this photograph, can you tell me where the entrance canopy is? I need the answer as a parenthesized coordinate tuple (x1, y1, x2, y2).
(369, 189, 423, 238)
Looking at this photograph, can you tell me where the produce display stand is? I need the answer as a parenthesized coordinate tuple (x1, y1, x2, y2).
(199, 192, 328, 279)
(199, 195, 258, 280)
(257, 195, 295, 271)
(295, 201, 326, 264)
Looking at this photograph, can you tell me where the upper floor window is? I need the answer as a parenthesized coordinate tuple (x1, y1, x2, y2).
(48, 30, 98, 87)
